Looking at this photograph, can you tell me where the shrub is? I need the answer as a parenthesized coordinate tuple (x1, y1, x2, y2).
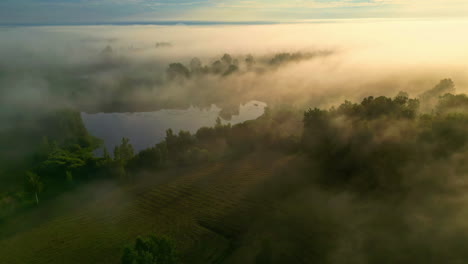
(121, 235, 178, 264)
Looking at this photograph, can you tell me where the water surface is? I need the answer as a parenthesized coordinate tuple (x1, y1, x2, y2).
(82, 101, 266, 154)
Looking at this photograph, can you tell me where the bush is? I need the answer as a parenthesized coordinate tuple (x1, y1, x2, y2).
(121, 235, 178, 264)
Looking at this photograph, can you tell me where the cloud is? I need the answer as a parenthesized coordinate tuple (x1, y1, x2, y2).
(1, 0, 468, 24)
(136, 0, 468, 22)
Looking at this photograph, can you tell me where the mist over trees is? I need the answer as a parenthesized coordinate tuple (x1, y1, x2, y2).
(165, 51, 333, 81)
(221, 81, 468, 263)
(4, 23, 468, 263)
(3, 74, 468, 263)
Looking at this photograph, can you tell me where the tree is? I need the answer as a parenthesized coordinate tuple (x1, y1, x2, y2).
(221, 53, 233, 65)
(25, 171, 43, 205)
(245, 54, 255, 68)
(223, 64, 239, 76)
(103, 147, 111, 162)
(157, 142, 168, 166)
(215, 116, 223, 128)
(211, 60, 224, 74)
(114, 138, 134, 164)
(420, 78, 455, 100)
(420, 79, 456, 112)
(127, 146, 162, 171)
(167, 63, 190, 80)
(436, 93, 468, 115)
(189, 57, 202, 74)
(121, 235, 178, 264)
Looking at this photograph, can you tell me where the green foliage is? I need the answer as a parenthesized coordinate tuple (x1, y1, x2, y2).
(0, 108, 100, 189)
(168, 53, 244, 78)
(103, 148, 111, 161)
(419, 113, 468, 157)
(189, 57, 202, 73)
(179, 147, 210, 165)
(114, 138, 135, 164)
(304, 103, 416, 191)
(196, 117, 232, 142)
(269, 52, 309, 65)
(196, 106, 303, 156)
(195, 126, 217, 140)
(436, 93, 468, 115)
(420, 78, 455, 101)
(43, 109, 101, 151)
(0, 107, 105, 219)
(302, 91, 468, 193)
(6, 77, 468, 263)
(268, 51, 332, 66)
(221, 53, 233, 65)
(165, 129, 195, 161)
(222, 64, 239, 76)
(42, 148, 87, 169)
(37, 144, 98, 186)
(121, 235, 178, 264)
(333, 93, 419, 120)
(420, 78, 456, 112)
(127, 142, 168, 171)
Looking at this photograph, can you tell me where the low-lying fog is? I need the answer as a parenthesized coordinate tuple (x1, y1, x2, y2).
(2, 19, 468, 135)
(4, 18, 468, 264)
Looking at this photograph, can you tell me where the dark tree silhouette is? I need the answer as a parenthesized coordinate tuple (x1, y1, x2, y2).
(167, 63, 190, 80)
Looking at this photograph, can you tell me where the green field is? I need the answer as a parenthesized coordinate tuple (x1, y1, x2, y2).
(0, 152, 293, 264)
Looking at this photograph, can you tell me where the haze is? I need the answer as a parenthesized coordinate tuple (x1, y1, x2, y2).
(2, 3, 468, 264)
(2, 19, 468, 112)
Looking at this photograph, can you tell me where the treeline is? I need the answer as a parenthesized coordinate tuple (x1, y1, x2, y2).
(14, 50, 333, 115)
(110, 78, 468, 263)
(110, 109, 303, 179)
(3, 78, 468, 222)
(229, 79, 468, 264)
(0, 109, 101, 218)
(0, 105, 303, 220)
(166, 51, 333, 81)
(301, 79, 468, 194)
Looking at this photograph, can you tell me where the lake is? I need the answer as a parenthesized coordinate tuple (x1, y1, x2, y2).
(81, 101, 266, 154)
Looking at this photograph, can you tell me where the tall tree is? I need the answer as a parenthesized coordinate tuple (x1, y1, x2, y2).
(114, 138, 134, 163)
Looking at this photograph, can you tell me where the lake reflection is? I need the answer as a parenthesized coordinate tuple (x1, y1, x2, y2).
(81, 101, 266, 154)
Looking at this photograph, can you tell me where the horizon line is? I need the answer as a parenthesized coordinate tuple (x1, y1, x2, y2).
(1, 17, 466, 27)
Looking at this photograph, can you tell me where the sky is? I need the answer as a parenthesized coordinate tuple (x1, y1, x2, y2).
(1, 0, 468, 24)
